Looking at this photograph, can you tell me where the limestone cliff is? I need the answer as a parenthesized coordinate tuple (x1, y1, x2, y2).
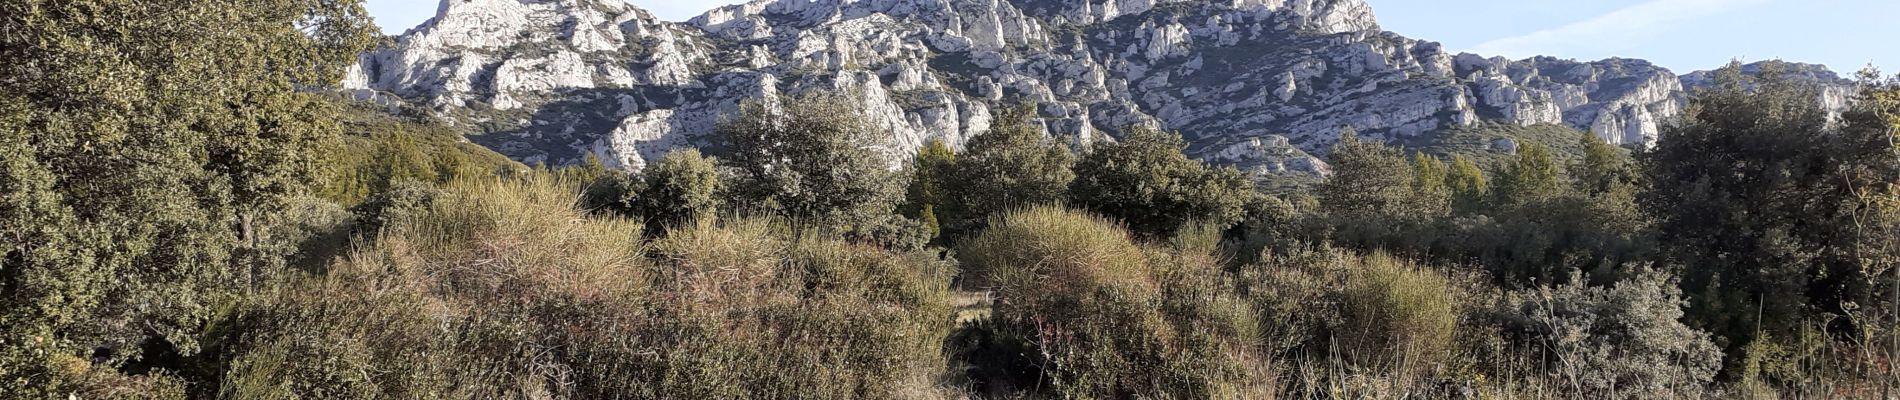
(345, 0, 1853, 180)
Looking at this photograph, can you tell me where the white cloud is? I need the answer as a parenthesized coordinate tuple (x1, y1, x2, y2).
(1471, 0, 1771, 58)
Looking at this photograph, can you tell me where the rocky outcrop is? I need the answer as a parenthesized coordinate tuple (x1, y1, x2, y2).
(345, 0, 1850, 180)
(1681, 61, 1858, 121)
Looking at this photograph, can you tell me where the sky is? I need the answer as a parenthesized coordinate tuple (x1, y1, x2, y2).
(365, 0, 1896, 75)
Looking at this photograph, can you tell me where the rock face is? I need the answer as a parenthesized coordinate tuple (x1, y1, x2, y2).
(1680, 61, 1859, 120)
(345, 0, 1852, 177)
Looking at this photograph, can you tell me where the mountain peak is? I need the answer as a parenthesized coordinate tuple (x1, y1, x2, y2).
(348, 0, 1850, 175)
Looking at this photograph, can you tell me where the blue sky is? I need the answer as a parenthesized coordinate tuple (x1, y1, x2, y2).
(365, 0, 1896, 74)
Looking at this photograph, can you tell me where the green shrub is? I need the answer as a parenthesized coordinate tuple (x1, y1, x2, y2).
(1338, 253, 1461, 370)
(1070, 127, 1254, 238)
(958, 206, 1271, 399)
(1243, 249, 1461, 370)
(1497, 266, 1722, 399)
(347, 179, 440, 236)
(217, 178, 958, 399)
(631, 149, 724, 233)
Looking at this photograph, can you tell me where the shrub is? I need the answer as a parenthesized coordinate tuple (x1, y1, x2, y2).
(580, 170, 639, 216)
(1496, 266, 1722, 399)
(347, 179, 439, 236)
(215, 177, 958, 399)
(958, 206, 1270, 399)
(1337, 253, 1461, 371)
(720, 94, 904, 230)
(1245, 250, 1463, 372)
(1070, 127, 1254, 238)
(944, 103, 1075, 234)
(632, 149, 724, 233)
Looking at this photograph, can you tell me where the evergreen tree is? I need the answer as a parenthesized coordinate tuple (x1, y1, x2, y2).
(1642, 61, 1899, 363)
(1318, 133, 1415, 217)
(1572, 133, 1640, 196)
(0, 0, 374, 393)
(720, 94, 904, 231)
(1492, 144, 1563, 207)
(903, 138, 957, 224)
(947, 103, 1075, 232)
(1316, 132, 1423, 247)
(1447, 154, 1490, 213)
(1411, 153, 1453, 218)
(1070, 127, 1253, 238)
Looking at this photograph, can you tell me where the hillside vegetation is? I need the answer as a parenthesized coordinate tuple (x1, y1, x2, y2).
(6, 1, 1900, 399)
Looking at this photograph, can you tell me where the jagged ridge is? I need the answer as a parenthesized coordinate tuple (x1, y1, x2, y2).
(345, 0, 1853, 179)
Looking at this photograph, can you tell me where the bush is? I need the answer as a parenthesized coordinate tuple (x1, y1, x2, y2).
(943, 103, 1075, 234)
(958, 206, 1271, 399)
(720, 94, 904, 230)
(214, 177, 959, 399)
(1070, 127, 1254, 238)
(1495, 266, 1722, 399)
(347, 179, 440, 236)
(623, 219, 957, 399)
(1338, 253, 1461, 371)
(1242, 249, 1460, 370)
(632, 149, 725, 234)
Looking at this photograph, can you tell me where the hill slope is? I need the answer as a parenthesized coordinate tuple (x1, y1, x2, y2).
(344, 0, 1851, 177)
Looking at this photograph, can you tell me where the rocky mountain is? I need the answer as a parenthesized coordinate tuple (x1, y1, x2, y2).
(1680, 60, 1858, 117)
(345, 0, 1854, 177)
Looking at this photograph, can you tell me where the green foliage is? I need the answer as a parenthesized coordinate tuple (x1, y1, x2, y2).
(1407, 123, 1607, 167)
(0, 0, 374, 394)
(1573, 134, 1642, 196)
(543, 152, 617, 188)
(1410, 153, 1453, 219)
(348, 179, 441, 237)
(721, 94, 905, 231)
(1316, 134, 1443, 249)
(1070, 127, 1254, 238)
(581, 170, 641, 216)
(1337, 253, 1461, 369)
(1492, 144, 1564, 207)
(10, 4, 1900, 397)
(958, 207, 1271, 399)
(216, 178, 958, 399)
(1496, 267, 1723, 398)
(632, 149, 725, 233)
(1246, 250, 1466, 369)
(1447, 154, 1490, 213)
(1320, 134, 1416, 217)
(902, 138, 957, 223)
(317, 102, 522, 204)
(943, 103, 1076, 233)
(1643, 61, 1899, 358)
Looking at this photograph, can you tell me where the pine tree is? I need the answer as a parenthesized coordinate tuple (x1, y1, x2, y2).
(1572, 133, 1638, 196)
(1410, 153, 1452, 218)
(1447, 154, 1490, 213)
(1493, 144, 1563, 207)
(903, 138, 957, 222)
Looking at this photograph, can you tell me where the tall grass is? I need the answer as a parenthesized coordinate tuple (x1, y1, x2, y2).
(958, 206, 1273, 399)
(212, 177, 960, 399)
(192, 179, 1896, 399)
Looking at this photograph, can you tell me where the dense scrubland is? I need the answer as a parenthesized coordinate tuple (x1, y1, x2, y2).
(8, 1, 1900, 399)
